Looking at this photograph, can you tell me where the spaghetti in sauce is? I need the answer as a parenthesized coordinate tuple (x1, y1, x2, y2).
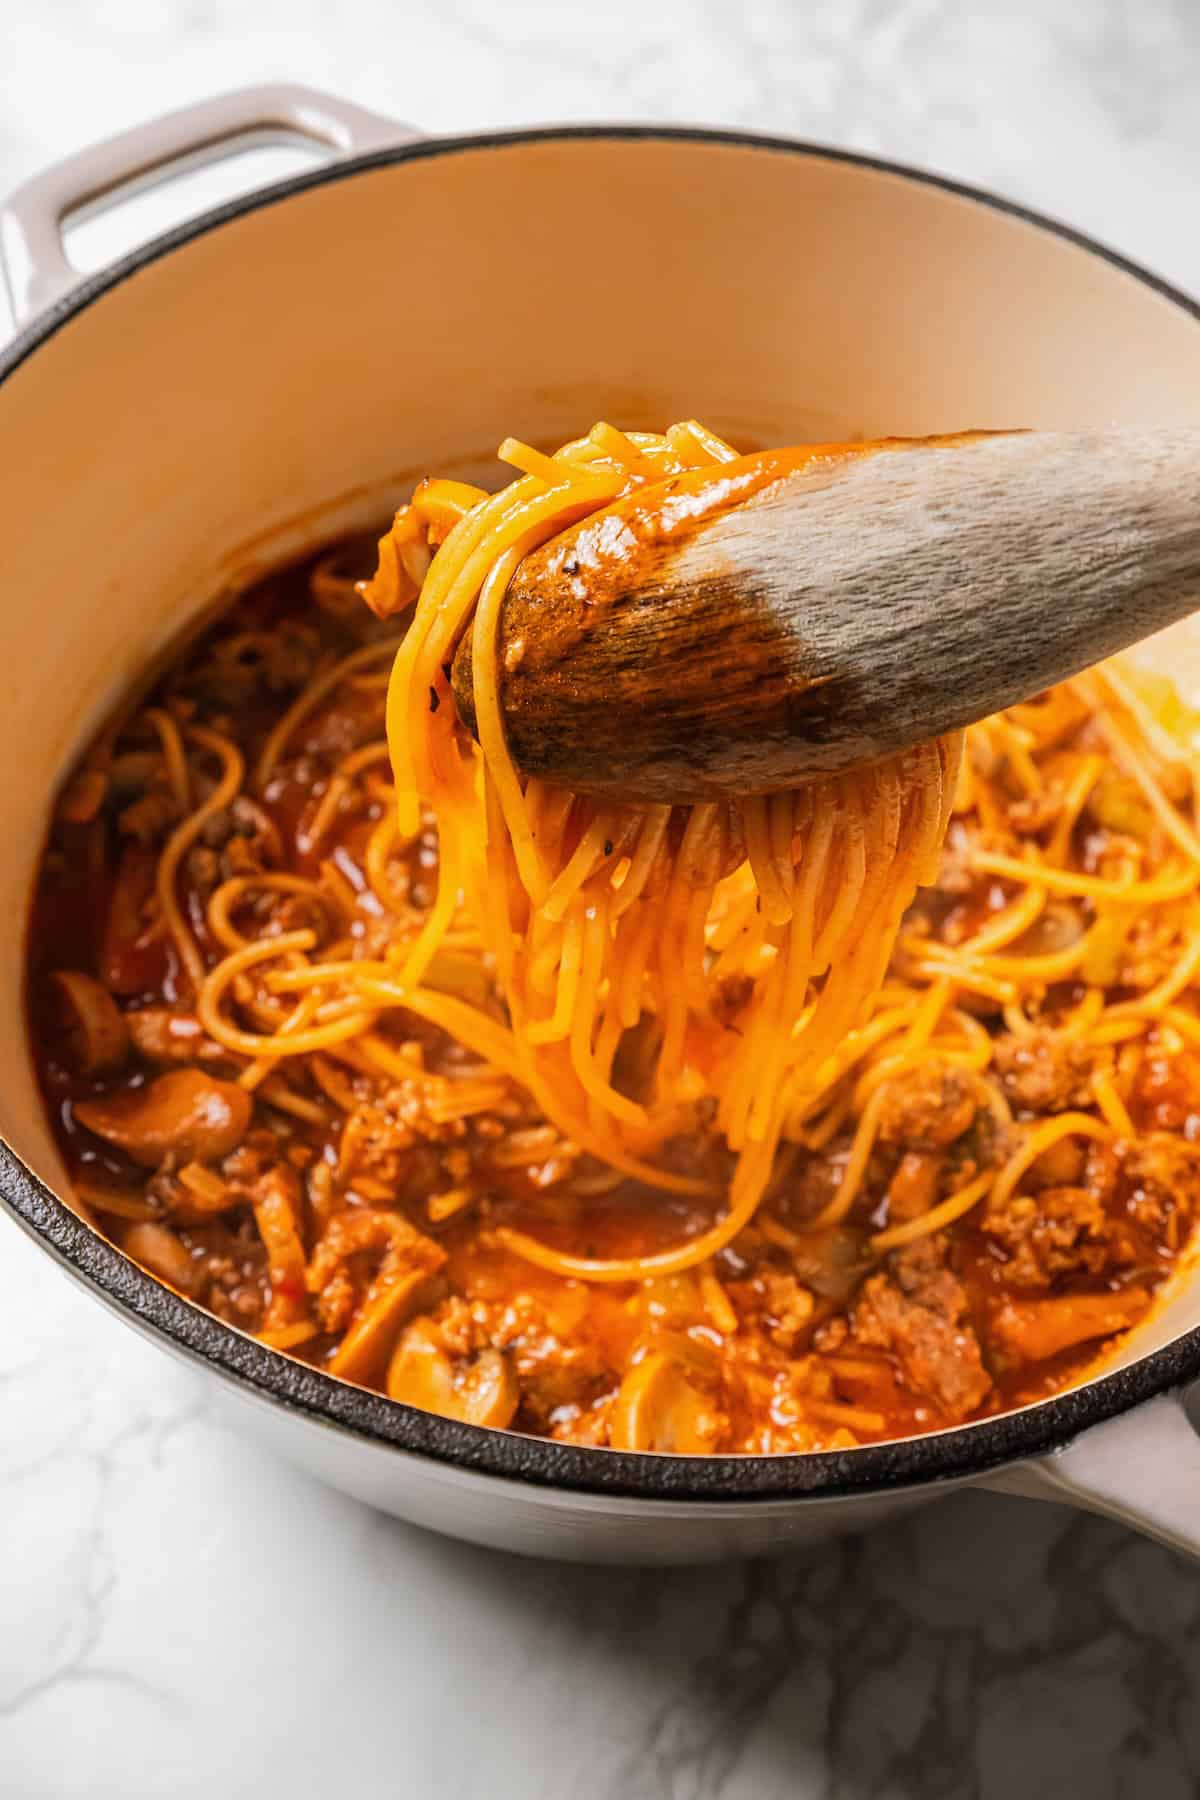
(27, 423, 1200, 1453)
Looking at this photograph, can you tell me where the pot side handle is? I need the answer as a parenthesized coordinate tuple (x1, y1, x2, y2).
(0, 84, 420, 328)
(985, 1388, 1200, 1560)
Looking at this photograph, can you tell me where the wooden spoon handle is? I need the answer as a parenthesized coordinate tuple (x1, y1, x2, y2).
(455, 430, 1200, 802)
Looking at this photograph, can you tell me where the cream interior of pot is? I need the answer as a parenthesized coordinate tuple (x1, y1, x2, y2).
(5, 134, 1200, 1384)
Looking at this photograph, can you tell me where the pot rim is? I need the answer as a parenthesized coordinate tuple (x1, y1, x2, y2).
(4, 121, 1200, 1505)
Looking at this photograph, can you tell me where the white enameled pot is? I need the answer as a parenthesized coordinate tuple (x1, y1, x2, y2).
(3, 85, 1200, 1564)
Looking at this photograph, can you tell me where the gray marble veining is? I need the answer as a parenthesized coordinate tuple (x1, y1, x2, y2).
(3, 2, 1200, 1795)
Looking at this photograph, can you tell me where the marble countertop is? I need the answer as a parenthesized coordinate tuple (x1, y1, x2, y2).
(4, 3, 1200, 1795)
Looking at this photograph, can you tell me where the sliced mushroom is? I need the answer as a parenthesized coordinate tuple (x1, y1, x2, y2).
(45, 970, 129, 1075)
(309, 1211, 447, 1386)
(74, 1069, 252, 1167)
(121, 1221, 201, 1295)
(387, 1318, 519, 1429)
(247, 1165, 310, 1333)
(330, 1268, 441, 1385)
(1010, 900, 1086, 958)
(608, 1349, 721, 1453)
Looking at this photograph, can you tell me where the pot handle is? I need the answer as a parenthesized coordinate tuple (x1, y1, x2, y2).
(987, 1388, 1200, 1559)
(0, 83, 419, 328)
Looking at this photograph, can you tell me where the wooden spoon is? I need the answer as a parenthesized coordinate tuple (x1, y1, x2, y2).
(450, 429, 1200, 802)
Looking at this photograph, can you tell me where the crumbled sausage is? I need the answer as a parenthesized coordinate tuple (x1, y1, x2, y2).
(1132, 1054, 1200, 1133)
(851, 1236, 990, 1417)
(759, 1271, 816, 1351)
(982, 1186, 1111, 1289)
(992, 1031, 1096, 1112)
(878, 1065, 979, 1149)
(1120, 1134, 1200, 1239)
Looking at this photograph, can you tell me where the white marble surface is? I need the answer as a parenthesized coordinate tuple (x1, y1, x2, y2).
(4, 3, 1200, 1795)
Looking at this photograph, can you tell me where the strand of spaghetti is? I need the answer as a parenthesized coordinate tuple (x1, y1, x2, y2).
(1094, 660, 1193, 769)
(353, 1035, 440, 1085)
(257, 1079, 335, 1126)
(811, 784, 867, 967)
(239, 989, 324, 1092)
(995, 721, 1042, 796)
(795, 1088, 854, 1150)
(724, 936, 789, 1149)
(526, 909, 570, 996)
(652, 824, 703, 1097)
(615, 898, 660, 1028)
(254, 639, 399, 793)
(1105, 913, 1200, 1018)
(541, 814, 623, 922)
(525, 908, 586, 1043)
(1087, 1018, 1151, 1047)
(145, 706, 192, 813)
(903, 978, 954, 1050)
(903, 957, 1016, 1004)
(266, 958, 402, 994)
(793, 826, 922, 1083)
(363, 808, 413, 913)
(969, 849, 1200, 903)
(495, 1149, 768, 1284)
(1057, 987, 1107, 1039)
(913, 929, 1094, 986)
(155, 724, 245, 990)
(807, 1083, 892, 1229)
(788, 1006, 919, 1114)
(611, 805, 671, 918)
(870, 1168, 995, 1252)
(1079, 675, 1200, 864)
(197, 930, 376, 1056)
(340, 740, 392, 777)
(940, 1008, 993, 1055)
(1046, 753, 1106, 865)
(668, 419, 740, 464)
(768, 788, 798, 892)
(743, 794, 793, 925)
(1163, 1005, 1200, 1045)
(744, 810, 833, 1140)
(412, 478, 491, 538)
(471, 539, 556, 901)
(956, 881, 1047, 957)
(988, 1112, 1112, 1214)
(680, 879, 718, 1017)
(590, 987, 629, 1107)
(566, 896, 648, 1126)
(1091, 1067, 1136, 1137)
(398, 818, 462, 987)
(207, 872, 347, 951)
(304, 774, 350, 852)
